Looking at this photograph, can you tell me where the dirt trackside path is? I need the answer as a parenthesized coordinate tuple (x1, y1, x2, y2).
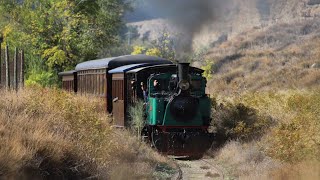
(174, 157, 225, 180)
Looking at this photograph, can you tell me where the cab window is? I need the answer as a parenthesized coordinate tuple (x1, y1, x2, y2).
(150, 79, 169, 92)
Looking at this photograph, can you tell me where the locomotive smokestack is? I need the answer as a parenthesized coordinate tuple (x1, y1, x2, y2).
(178, 63, 190, 82)
(178, 63, 191, 93)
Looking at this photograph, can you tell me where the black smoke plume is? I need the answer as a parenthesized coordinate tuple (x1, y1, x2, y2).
(146, 0, 230, 60)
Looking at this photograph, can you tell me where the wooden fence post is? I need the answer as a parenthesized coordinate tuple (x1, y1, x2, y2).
(0, 43, 2, 85)
(5, 45, 10, 90)
(14, 47, 18, 91)
(20, 49, 24, 88)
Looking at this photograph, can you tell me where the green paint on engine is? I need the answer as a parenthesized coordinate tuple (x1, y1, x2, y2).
(147, 97, 165, 125)
(146, 73, 211, 126)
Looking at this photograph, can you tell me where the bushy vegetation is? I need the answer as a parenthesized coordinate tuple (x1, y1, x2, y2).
(241, 90, 320, 162)
(213, 141, 280, 179)
(128, 100, 145, 139)
(0, 88, 173, 179)
(211, 89, 320, 179)
(212, 101, 273, 143)
(201, 60, 214, 80)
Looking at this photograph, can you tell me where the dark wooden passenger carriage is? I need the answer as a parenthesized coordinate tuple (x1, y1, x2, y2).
(58, 54, 172, 113)
(109, 64, 204, 127)
(58, 70, 77, 93)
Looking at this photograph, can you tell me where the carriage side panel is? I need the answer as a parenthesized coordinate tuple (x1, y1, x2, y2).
(112, 73, 125, 127)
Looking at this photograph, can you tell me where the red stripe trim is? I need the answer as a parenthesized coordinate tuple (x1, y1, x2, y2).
(156, 125, 208, 131)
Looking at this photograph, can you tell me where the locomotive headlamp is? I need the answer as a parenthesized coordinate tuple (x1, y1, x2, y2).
(178, 80, 190, 91)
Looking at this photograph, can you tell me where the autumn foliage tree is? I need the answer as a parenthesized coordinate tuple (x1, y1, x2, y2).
(131, 31, 175, 61)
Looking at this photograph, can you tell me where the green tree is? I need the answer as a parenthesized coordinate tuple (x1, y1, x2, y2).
(202, 60, 214, 80)
(151, 31, 175, 61)
(131, 45, 146, 55)
(0, 0, 129, 86)
(146, 47, 161, 57)
(130, 31, 175, 61)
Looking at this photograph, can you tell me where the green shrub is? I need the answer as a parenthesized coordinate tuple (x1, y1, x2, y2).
(202, 60, 214, 80)
(128, 100, 145, 139)
(212, 102, 273, 143)
(25, 70, 58, 87)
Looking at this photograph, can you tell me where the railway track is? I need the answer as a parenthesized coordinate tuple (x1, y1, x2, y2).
(173, 157, 225, 180)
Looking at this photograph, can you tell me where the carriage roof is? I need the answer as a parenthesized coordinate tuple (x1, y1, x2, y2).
(58, 70, 76, 76)
(75, 54, 172, 71)
(126, 64, 204, 74)
(108, 61, 175, 74)
(108, 63, 147, 74)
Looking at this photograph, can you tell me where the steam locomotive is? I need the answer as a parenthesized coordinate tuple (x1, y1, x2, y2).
(59, 55, 214, 157)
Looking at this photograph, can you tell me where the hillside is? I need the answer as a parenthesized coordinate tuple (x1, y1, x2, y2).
(206, 18, 320, 94)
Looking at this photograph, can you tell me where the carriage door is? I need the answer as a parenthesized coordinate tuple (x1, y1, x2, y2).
(112, 73, 125, 127)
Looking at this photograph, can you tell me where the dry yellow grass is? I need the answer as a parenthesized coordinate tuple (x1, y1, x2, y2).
(269, 161, 320, 180)
(213, 141, 280, 179)
(211, 89, 320, 179)
(0, 87, 173, 179)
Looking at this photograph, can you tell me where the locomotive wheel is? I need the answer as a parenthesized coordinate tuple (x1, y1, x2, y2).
(151, 128, 164, 151)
